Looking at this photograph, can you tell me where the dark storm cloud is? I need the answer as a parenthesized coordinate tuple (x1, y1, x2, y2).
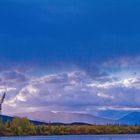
(0, 0, 140, 68)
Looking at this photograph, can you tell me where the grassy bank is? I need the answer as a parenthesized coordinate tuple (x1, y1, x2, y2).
(0, 117, 140, 136)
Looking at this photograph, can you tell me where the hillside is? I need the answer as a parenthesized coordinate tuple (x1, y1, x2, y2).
(118, 112, 140, 125)
(15, 111, 114, 125)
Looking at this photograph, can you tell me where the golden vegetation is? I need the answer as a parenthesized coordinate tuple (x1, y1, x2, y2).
(0, 117, 140, 136)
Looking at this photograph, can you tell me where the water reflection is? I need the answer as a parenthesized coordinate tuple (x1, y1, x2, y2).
(1, 135, 140, 140)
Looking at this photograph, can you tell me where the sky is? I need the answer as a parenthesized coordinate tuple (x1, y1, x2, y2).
(0, 0, 140, 119)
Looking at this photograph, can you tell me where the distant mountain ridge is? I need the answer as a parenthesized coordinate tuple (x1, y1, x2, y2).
(118, 112, 140, 125)
(0, 115, 92, 126)
(2, 111, 140, 125)
(15, 111, 114, 125)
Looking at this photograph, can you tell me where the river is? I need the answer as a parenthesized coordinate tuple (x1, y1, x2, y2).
(0, 135, 140, 140)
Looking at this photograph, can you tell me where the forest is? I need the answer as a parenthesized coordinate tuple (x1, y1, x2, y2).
(0, 117, 140, 136)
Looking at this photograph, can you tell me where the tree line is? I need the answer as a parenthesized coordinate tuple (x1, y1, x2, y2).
(0, 117, 140, 136)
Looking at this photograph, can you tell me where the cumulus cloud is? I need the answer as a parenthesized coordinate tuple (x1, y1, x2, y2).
(0, 66, 139, 116)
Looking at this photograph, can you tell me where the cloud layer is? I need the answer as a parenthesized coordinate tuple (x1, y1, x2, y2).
(0, 57, 139, 119)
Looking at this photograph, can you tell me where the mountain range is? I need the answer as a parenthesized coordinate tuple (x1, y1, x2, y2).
(15, 111, 114, 125)
(4, 111, 140, 125)
(118, 112, 140, 125)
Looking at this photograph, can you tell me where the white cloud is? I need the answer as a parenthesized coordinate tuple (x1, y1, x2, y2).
(0, 68, 140, 115)
(88, 77, 140, 89)
(97, 92, 114, 99)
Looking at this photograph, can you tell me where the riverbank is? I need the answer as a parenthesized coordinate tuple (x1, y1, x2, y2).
(0, 117, 140, 136)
